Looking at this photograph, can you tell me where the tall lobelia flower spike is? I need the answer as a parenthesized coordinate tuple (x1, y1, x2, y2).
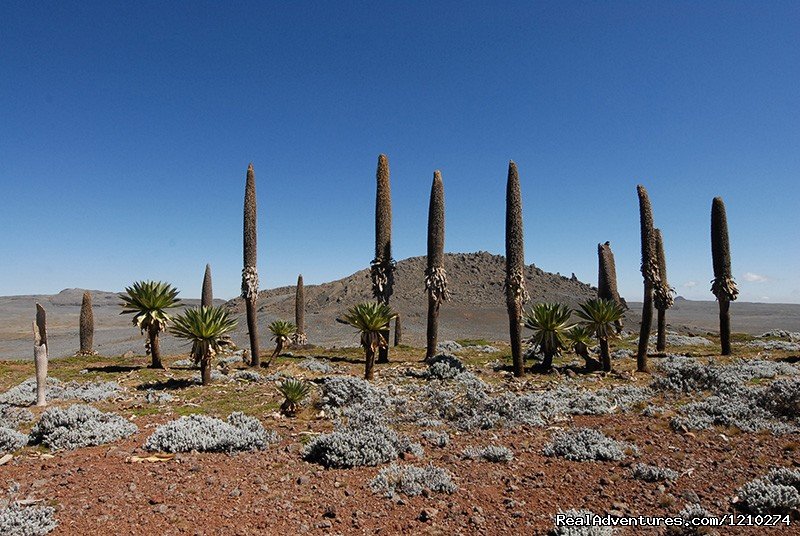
(394, 313, 402, 347)
(371, 154, 395, 363)
(34, 304, 48, 407)
(597, 241, 626, 333)
(425, 170, 449, 360)
(505, 161, 529, 377)
(201, 264, 213, 309)
(78, 291, 95, 356)
(242, 163, 260, 367)
(653, 228, 675, 352)
(635, 184, 662, 373)
(710, 197, 738, 355)
(293, 274, 307, 346)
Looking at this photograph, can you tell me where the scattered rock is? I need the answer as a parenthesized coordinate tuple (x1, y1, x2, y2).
(469, 514, 485, 527)
(419, 508, 439, 522)
(322, 506, 336, 519)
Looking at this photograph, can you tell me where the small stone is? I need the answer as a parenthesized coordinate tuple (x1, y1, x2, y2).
(418, 508, 438, 522)
(400, 451, 418, 461)
(316, 520, 332, 529)
(297, 475, 310, 485)
(680, 490, 701, 504)
(469, 514, 485, 527)
(323, 506, 337, 518)
(229, 488, 241, 498)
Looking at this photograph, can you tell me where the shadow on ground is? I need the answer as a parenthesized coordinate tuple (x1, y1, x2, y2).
(85, 365, 145, 373)
(136, 378, 196, 391)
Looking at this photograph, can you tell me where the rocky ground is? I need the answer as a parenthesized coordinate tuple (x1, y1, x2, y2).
(1, 332, 799, 535)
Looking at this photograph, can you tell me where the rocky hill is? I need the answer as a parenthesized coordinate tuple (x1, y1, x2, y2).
(227, 251, 597, 314)
(223, 252, 598, 348)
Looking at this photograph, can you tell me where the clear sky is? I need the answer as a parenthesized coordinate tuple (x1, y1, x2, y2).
(1, 1, 798, 303)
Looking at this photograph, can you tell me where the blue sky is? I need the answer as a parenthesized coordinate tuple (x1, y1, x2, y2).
(1, 1, 798, 303)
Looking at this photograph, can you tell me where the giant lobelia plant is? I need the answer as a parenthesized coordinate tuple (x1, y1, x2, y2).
(425, 170, 449, 360)
(505, 161, 529, 377)
(711, 197, 738, 355)
(653, 228, 675, 352)
(635, 185, 661, 373)
(120, 281, 181, 369)
(371, 154, 395, 364)
(242, 163, 260, 367)
(171, 306, 237, 385)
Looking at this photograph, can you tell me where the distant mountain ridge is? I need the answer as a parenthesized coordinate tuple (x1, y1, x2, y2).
(0, 288, 123, 308)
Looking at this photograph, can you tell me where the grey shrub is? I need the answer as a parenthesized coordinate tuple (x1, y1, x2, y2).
(424, 354, 466, 380)
(303, 424, 422, 468)
(320, 375, 385, 410)
(420, 430, 449, 448)
(29, 404, 137, 451)
(552, 509, 614, 536)
(0, 503, 58, 536)
(369, 463, 457, 497)
(631, 463, 678, 482)
(0, 378, 123, 407)
(736, 468, 800, 514)
(543, 428, 636, 462)
(231, 370, 264, 383)
(756, 378, 800, 418)
(0, 405, 33, 429)
(144, 412, 277, 453)
(0, 426, 28, 455)
(297, 358, 333, 374)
